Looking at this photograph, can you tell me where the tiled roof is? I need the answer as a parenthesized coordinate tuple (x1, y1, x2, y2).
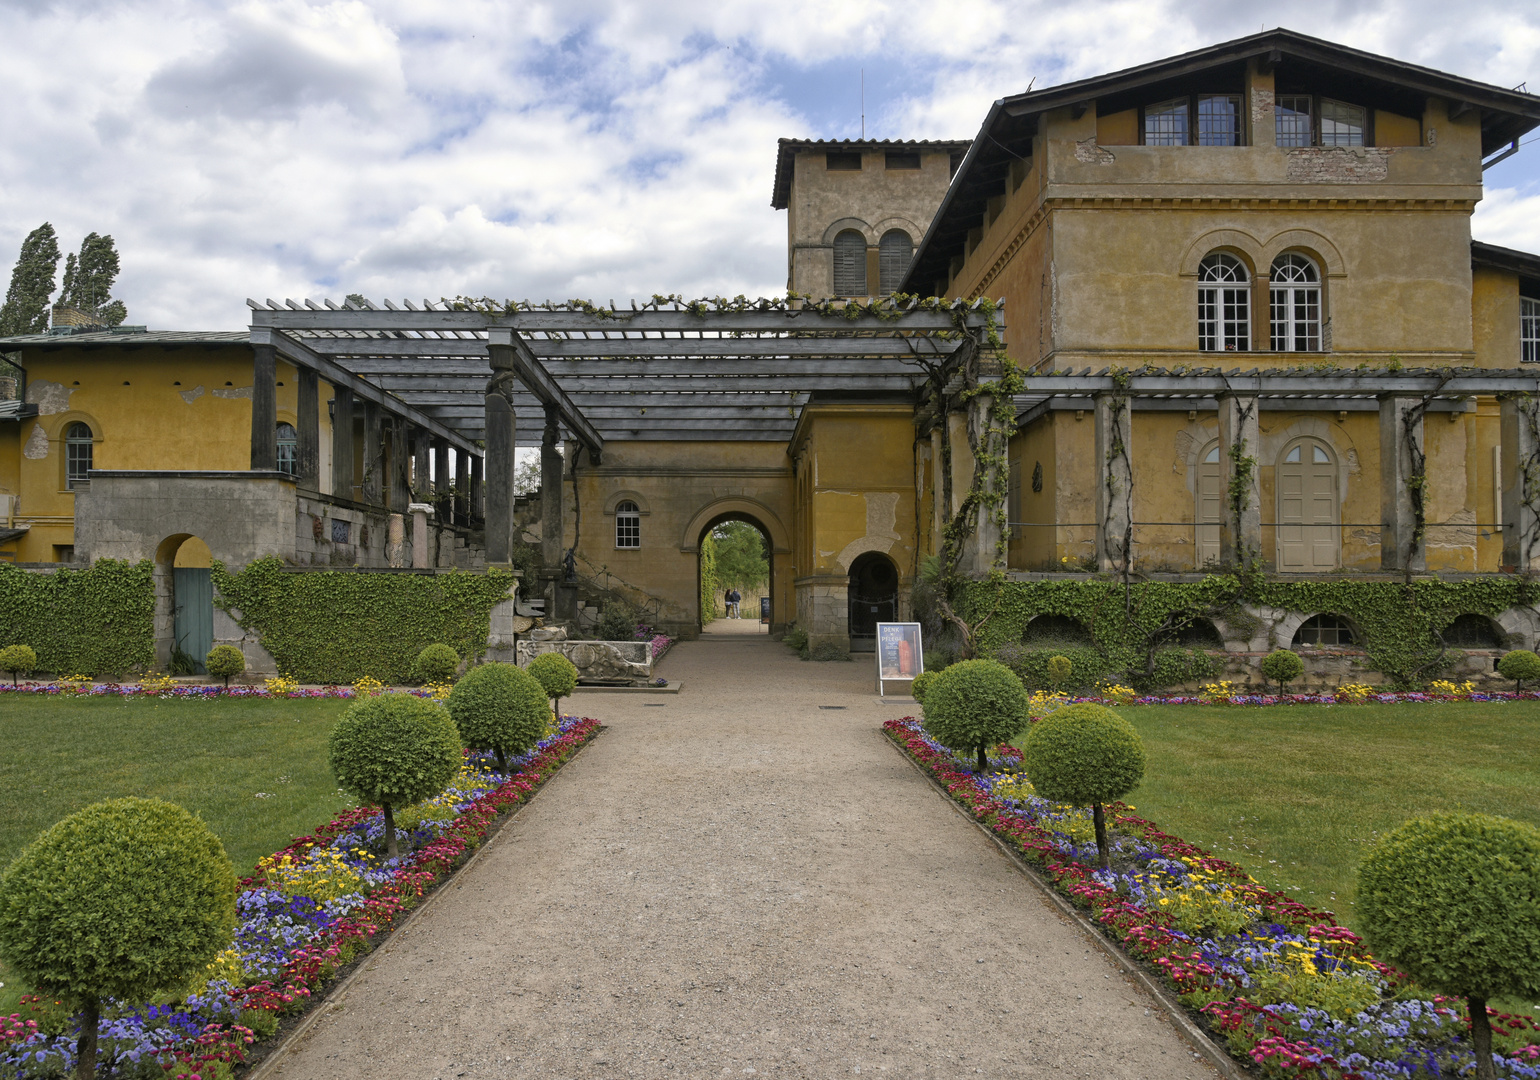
(0, 330, 249, 349)
(771, 138, 971, 208)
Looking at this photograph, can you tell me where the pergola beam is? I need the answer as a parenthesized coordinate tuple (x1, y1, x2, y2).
(307, 337, 960, 360)
(487, 328, 605, 462)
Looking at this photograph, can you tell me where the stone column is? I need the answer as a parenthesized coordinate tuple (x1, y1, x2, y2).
(1218, 394, 1261, 568)
(385, 512, 407, 568)
(412, 426, 430, 500)
(433, 439, 450, 522)
(409, 502, 433, 569)
(388, 417, 411, 510)
(296, 368, 319, 489)
(1501, 395, 1540, 572)
(541, 405, 565, 575)
(1379, 394, 1426, 572)
(1094, 391, 1133, 573)
(482, 333, 517, 565)
(361, 400, 382, 505)
(959, 394, 1003, 575)
(331, 386, 355, 501)
(250, 343, 278, 470)
(469, 454, 483, 523)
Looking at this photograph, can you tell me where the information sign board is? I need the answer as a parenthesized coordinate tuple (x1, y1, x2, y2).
(875, 622, 923, 697)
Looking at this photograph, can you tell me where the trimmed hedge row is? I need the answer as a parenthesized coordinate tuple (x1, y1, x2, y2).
(0, 560, 154, 678)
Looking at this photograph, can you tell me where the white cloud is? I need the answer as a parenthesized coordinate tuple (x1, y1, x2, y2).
(0, 0, 1537, 331)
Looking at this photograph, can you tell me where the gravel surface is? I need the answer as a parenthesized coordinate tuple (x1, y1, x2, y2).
(271, 636, 1217, 1079)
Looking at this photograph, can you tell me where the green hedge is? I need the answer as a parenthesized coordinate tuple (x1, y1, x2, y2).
(213, 558, 514, 684)
(962, 575, 1534, 690)
(0, 560, 154, 677)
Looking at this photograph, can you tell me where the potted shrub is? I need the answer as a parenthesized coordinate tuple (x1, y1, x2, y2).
(0, 797, 237, 1080)
(1021, 702, 1146, 870)
(328, 693, 461, 860)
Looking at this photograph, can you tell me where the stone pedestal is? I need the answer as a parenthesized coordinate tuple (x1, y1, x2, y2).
(385, 512, 408, 568)
(408, 502, 433, 570)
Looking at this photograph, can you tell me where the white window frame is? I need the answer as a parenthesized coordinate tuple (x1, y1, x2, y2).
(1198, 252, 1251, 352)
(1270, 253, 1322, 352)
(1522, 296, 1540, 364)
(276, 422, 298, 476)
(65, 422, 93, 489)
(615, 500, 640, 549)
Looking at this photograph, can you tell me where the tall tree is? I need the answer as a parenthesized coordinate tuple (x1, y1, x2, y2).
(0, 223, 62, 336)
(60, 232, 126, 326)
(711, 521, 769, 592)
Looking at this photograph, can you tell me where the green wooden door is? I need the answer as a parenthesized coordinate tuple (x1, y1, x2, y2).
(173, 567, 213, 674)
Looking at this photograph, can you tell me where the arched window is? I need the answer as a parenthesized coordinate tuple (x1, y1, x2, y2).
(878, 230, 912, 294)
(1196, 441, 1223, 568)
(65, 422, 93, 489)
(615, 500, 640, 549)
(1198, 253, 1250, 352)
(1277, 438, 1339, 571)
(1270, 254, 1321, 352)
(833, 230, 868, 296)
(276, 422, 298, 476)
(1293, 613, 1356, 646)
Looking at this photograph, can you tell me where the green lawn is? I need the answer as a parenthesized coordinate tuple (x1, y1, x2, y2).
(0, 693, 357, 1014)
(1028, 701, 1540, 929)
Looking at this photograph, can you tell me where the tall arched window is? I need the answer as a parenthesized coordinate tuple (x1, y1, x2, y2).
(1270, 254, 1321, 352)
(833, 230, 868, 296)
(65, 422, 93, 489)
(276, 422, 298, 476)
(1198, 253, 1250, 352)
(1195, 442, 1223, 568)
(877, 229, 912, 294)
(615, 500, 640, 549)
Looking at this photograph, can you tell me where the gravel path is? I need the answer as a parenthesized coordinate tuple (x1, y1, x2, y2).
(271, 637, 1217, 1079)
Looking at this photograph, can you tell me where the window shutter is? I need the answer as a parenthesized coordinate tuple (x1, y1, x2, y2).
(878, 230, 913, 294)
(833, 231, 868, 296)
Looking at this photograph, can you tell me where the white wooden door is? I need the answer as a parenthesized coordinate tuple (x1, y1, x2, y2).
(1196, 444, 1222, 568)
(1277, 440, 1338, 571)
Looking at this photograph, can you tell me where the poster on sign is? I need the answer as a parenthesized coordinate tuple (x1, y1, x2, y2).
(875, 622, 923, 697)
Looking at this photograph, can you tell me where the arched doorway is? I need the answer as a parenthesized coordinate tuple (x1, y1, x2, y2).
(847, 551, 899, 652)
(698, 515, 772, 636)
(1277, 437, 1340, 571)
(155, 535, 214, 673)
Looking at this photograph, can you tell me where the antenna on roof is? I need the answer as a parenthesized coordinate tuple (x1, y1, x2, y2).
(861, 68, 865, 139)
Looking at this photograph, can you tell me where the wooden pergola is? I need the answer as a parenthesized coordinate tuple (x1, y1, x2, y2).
(246, 296, 998, 564)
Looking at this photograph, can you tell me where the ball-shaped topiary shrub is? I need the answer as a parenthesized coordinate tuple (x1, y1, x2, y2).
(1497, 649, 1540, 694)
(1260, 648, 1304, 696)
(0, 644, 37, 687)
(0, 797, 237, 1080)
(1357, 813, 1540, 1080)
(205, 644, 245, 688)
(328, 692, 462, 860)
(412, 643, 461, 685)
(909, 669, 938, 705)
(527, 652, 578, 717)
(921, 658, 1030, 774)
(444, 662, 550, 774)
(1022, 702, 1146, 870)
(1046, 655, 1073, 689)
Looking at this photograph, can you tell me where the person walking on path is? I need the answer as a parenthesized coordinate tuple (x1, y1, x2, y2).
(728, 588, 741, 618)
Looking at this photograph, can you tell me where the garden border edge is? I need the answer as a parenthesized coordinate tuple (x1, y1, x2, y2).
(882, 728, 1251, 1080)
(241, 727, 604, 1080)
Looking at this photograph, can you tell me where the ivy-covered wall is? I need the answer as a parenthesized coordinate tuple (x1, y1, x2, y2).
(213, 558, 516, 684)
(962, 575, 1536, 690)
(0, 560, 155, 677)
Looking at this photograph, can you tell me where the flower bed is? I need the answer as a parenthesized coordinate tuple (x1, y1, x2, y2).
(0, 716, 600, 1079)
(884, 716, 1540, 1080)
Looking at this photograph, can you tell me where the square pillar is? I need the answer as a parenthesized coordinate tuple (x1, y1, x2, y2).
(1218, 394, 1261, 568)
(388, 417, 411, 510)
(540, 406, 565, 571)
(469, 454, 484, 523)
(1094, 391, 1133, 573)
(433, 440, 450, 522)
(1501, 395, 1540, 572)
(361, 400, 382, 505)
(412, 426, 430, 500)
(958, 394, 1003, 575)
(296, 368, 319, 489)
(331, 386, 355, 501)
(1379, 394, 1426, 572)
(409, 502, 433, 570)
(482, 377, 516, 565)
(250, 343, 277, 470)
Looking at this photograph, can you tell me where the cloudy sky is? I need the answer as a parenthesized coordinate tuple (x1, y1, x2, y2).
(2, 0, 1539, 331)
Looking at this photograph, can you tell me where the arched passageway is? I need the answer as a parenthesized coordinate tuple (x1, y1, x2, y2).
(847, 551, 899, 652)
(698, 515, 773, 636)
(154, 534, 214, 672)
